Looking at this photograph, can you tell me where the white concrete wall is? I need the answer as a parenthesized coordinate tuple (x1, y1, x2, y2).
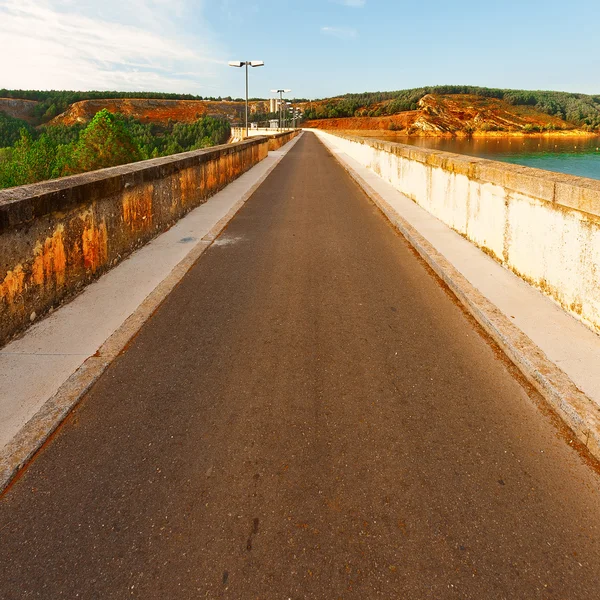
(231, 127, 294, 141)
(311, 129, 600, 334)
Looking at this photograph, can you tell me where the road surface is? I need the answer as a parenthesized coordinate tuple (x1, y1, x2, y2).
(1, 133, 600, 599)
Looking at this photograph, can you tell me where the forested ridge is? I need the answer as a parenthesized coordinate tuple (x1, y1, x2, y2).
(0, 89, 248, 123)
(3, 86, 600, 130)
(304, 86, 600, 130)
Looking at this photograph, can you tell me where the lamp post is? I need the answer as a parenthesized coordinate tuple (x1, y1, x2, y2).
(229, 60, 264, 138)
(271, 89, 291, 130)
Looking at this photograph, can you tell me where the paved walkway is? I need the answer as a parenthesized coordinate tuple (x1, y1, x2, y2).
(2, 133, 600, 599)
(0, 143, 296, 454)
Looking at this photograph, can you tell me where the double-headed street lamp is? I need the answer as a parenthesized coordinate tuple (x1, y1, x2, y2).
(229, 60, 264, 138)
(271, 89, 291, 130)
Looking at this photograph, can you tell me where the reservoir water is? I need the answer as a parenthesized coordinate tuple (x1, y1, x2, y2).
(366, 135, 600, 181)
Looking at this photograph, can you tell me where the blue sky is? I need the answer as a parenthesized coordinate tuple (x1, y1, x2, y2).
(1, 0, 598, 99)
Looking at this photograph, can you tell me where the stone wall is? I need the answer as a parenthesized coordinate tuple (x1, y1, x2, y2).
(268, 130, 300, 151)
(313, 130, 600, 334)
(0, 137, 271, 346)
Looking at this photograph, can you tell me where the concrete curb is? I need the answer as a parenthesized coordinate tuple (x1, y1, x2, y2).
(0, 133, 303, 495)
(322, 138, 600, 463)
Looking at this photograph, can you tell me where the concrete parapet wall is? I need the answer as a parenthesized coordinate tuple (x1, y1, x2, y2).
(267, 130, 300, 151)
(0, 137, 270, 346)
(231, 128, 300, 143)
(312, 129, 600, 334)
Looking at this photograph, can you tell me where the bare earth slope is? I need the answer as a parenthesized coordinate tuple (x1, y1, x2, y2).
(0, 99, 39, 123)
(49, 99, 249, 126)
(306, 93, 586, 136)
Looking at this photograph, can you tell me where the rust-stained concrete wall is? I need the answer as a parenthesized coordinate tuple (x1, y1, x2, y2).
(268, 130, 300, 151)
(0, 137, 272, 346)
(312, 130, 600, 334)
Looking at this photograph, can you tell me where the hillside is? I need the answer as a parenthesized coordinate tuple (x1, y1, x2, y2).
(305, 93, 596, 136)
(304, 85, 600, 136)
(2, 85, 599, 137)
(303, 111, 416, 132)
(48, 99, 255, 126)
(0, 89, 234, 122)
(0, 98, 39, 123)
(413, 94, 569, 132)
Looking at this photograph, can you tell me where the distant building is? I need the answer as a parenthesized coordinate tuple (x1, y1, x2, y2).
(269, 120, 279, 129)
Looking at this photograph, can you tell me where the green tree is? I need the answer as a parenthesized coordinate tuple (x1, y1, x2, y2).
(0, 110, 232, 189)
(0, 129, 56, 187)
(68, 109, 142, 174)
(0, 111, 34, 147)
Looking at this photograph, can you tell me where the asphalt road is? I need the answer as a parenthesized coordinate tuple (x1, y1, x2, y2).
(2, 133, 600, 599)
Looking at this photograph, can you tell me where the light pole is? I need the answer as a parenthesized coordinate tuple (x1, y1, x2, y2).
(271, 89, 291, 130)
(229, 60, 264, 138)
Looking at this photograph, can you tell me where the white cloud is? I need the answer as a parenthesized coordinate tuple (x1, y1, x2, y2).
(320, 26, 358, 40)
(0, 0, 226, 93)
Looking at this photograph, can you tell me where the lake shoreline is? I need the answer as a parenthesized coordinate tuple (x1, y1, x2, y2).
(315, 130, 600, 180)
(336, 129, 600, 141)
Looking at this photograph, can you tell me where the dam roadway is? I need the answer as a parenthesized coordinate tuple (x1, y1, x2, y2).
(1, 132, 600, 598)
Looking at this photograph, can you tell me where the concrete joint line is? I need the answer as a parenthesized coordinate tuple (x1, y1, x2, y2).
(0, 133, 303, 495)
(321, 137, 600, 463)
